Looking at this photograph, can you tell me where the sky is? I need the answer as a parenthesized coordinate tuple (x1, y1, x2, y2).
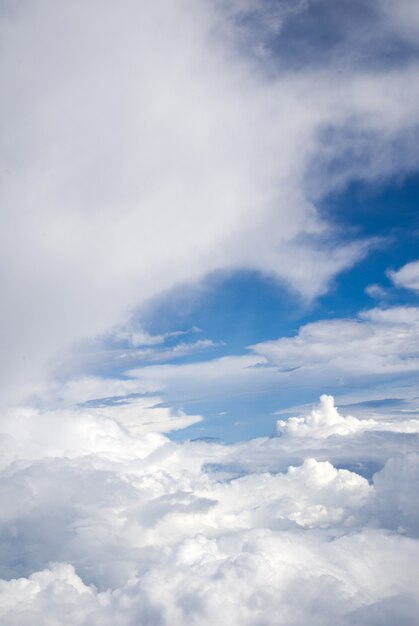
(1, 1, 419, 624)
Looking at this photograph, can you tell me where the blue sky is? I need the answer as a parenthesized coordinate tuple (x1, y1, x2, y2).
(69, 172, 418, 443)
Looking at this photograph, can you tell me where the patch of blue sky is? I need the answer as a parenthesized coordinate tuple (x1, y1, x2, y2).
(136, 173, 419, 441)
(140, 270, 302, 353)
(272, 0, 419, 70)
(165, 371, 419, 444)
(76, 171, 419, 443)
(316, 172, 419, 316)
(142, 173, 419, 348)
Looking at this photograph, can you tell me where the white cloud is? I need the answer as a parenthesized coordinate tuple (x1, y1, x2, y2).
(389, 260, 419, 293)
(371, 453, 419, 536)
(275, 394, 419, 438)
(112, 324, 202, 348)
(0, 397, 201, 470)
(0, 396, 418, 624)
(365, 283, 388, 299)
(88, 305, 419, 416)
(2, 0, 419, 403)
(252, 306, 419, 376)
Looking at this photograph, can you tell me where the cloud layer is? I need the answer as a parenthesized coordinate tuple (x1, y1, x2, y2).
(0, 396, 418, 624)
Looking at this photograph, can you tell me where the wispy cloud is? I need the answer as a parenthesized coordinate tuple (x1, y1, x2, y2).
(45, 303, 419, 426)
(365, 283, 388, 299)
(112, 324, 202, 347)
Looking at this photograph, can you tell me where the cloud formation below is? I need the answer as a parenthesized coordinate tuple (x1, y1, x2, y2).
(0, 395, 418, 624)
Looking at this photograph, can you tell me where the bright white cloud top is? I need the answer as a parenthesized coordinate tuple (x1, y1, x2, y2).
(275, 394, 419, 438)
(0, 396, 419, 625)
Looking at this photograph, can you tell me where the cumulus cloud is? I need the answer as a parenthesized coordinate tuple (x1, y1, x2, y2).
(0, 395, 418, 624)
(0, 396, 203, 470)
(2, 0, 419, 403)
(275, 394, 419, 438)
(389, 260, 419, 293)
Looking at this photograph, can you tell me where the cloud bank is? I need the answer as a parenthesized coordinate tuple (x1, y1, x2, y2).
(0, 395, 418, 625)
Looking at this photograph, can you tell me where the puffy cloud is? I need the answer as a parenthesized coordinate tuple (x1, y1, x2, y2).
(2, 532, 419, 626)
(0, 396, 200, 469)
(0, 396, 418, 623)
(275, 394, 419, 438)
(389, 260, 419, 293)
(371, 454, 419, 536)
